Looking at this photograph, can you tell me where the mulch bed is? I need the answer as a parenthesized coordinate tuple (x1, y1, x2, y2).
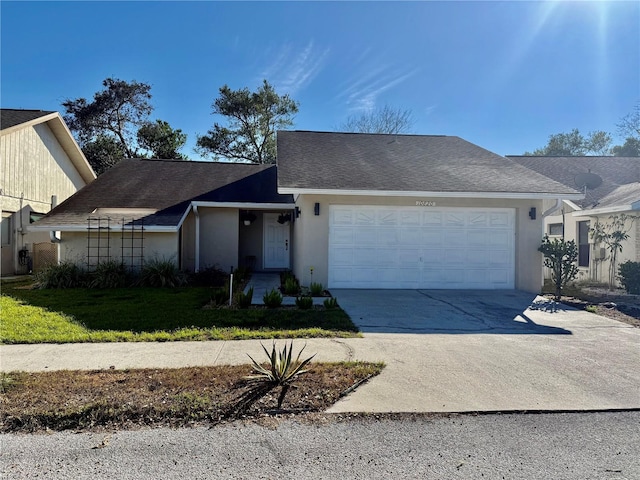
(0, 363, 382, 433)
(547, 288, 640, 328)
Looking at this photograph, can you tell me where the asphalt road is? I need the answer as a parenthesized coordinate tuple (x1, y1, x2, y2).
(2, 411, 639, 479)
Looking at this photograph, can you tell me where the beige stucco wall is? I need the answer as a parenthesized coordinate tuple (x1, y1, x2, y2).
(542, 205, 639, 286)
(291, 194, 545, 293)
(1, 123, 90, 274)
(197, 208, 239, 271)
(60, 231, 179, 268)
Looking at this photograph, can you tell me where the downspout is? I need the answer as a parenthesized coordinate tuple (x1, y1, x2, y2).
(49, 196, 61, 243)
(193, 204, 200, 273)
(542, 198, 562, 218)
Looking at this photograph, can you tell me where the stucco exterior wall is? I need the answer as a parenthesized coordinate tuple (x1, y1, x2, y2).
(291, 194, 545, 293)
(197, 208, 239, 271)
(60, 231, 179, 267)
(543, 207, 640, 286)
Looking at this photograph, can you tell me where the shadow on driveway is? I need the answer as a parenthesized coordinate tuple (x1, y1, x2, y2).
(331, 289, 572, 335)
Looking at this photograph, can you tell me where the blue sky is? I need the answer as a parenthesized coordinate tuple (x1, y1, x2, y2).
(2, 1, 638, 158)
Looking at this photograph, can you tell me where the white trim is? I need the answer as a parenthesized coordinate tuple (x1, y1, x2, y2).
(190, 201, 294, 210)
(193, 205, 200, 273)
(278, 187, 584, 200)
(30, 225, 179, 232)
(563, 199, 582, 211)
(571, 205, 637, 217)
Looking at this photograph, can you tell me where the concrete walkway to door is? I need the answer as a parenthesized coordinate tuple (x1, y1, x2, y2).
(243, 273, 325, 306)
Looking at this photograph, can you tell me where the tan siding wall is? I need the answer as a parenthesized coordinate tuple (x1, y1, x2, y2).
(1, 123, 86, 213)
(292, 195, 545, 293)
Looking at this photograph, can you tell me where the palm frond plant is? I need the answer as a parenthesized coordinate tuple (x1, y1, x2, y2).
(245, 341, 316, 409)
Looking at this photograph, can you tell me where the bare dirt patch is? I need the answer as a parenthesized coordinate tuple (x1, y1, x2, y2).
(546, 286, 640, 328)
(0, 362, 383, 433)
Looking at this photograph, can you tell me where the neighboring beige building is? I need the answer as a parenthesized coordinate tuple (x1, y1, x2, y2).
(510, 156, 640, 287)
(0, 109, 96, 275)
(34, 132, 584, 293)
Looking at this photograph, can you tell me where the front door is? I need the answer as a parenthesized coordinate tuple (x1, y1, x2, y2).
(263, 213, 290, 269)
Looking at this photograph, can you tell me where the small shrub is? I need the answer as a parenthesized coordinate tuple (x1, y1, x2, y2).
(246, 341, 316, 409)
(233, 267, 248, 284)
(280, 270, 295, 284)
(35, 261, 87, 289)
(89, 260, 129, 288)
(586, 305, 598, 313)
(235, 287, 253, 309)
(323, 297, 339, 309)
(263, 288, 283, 308)
(283, 276, 300, 295)
(538, 235, 579, 301)
(138, 259, 187, 288)
(618, 261, 640, 294)
(309, 282, 324, 296)
(295, 296, 313, 310)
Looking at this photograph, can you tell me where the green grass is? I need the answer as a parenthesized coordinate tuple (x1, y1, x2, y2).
(1, 282, 359, 344)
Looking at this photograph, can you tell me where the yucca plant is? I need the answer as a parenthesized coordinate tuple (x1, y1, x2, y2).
(35, 261, 87, 289)
(137, 259, 187, 288)
(246, 342, 316, 409)
(295, 295, 313, 310)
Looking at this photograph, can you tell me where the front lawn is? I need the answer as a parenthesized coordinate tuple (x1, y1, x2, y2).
(1, 282, 359, 344)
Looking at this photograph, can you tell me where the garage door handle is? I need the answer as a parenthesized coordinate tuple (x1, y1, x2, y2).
(285, 239, 288, 251)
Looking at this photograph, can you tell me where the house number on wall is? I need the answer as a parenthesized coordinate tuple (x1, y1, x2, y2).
(415, 201, 436, 207)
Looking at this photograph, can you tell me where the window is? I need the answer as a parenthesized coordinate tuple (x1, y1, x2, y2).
(548, 223, 563, 236)
(577, 221, 590, 267)
(1, 215, 11, 246)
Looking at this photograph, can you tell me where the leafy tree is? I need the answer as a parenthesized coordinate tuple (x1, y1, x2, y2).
(63, 77, 187, 173)
(339, 104, 413, 134)
(538, 235, 579, 301)
(81, 135, 128, 175)
(137, 120, 187, 159)
(590, 214, 638, 288)
(612, 137, 640, 156)
(196, 80, 299, 164)
(526, 129, 612, 156)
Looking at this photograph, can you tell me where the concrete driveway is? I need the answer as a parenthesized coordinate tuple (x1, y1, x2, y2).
(333, 289, 571, 334)
(326, 289, 640, 412)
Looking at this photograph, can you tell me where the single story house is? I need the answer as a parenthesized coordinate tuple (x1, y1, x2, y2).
(1, 109, 96, 275)
(509, 156, 640, 285)
(33, 131, 583, 292)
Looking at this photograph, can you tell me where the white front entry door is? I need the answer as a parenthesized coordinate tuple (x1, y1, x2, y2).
(263, 213, 290, 269)
(328, 205, 515, 289)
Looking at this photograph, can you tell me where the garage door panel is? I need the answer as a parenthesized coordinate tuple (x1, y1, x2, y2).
(329, 206, 514, 289)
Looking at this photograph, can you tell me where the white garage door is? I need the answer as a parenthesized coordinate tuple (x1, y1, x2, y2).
(328, 205, 515, 289)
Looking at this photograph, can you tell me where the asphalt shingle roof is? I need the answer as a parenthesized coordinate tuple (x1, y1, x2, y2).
(509, 156, 640, 208)
(36, 159, 293, 229)
(0, 109, 56, 130)
(594, 182, 640, 209)
(277, 131, 579, 195)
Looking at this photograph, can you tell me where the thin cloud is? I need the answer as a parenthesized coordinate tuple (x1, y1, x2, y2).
(261, 41, 329, 95)
(340, 67, 419, 112)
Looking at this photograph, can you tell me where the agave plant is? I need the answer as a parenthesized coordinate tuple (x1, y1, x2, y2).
(246, 341, 316, 409)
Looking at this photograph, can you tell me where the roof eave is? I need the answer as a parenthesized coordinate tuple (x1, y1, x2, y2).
(277, 187, 584, 200)
(572, 204, 639, 217)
